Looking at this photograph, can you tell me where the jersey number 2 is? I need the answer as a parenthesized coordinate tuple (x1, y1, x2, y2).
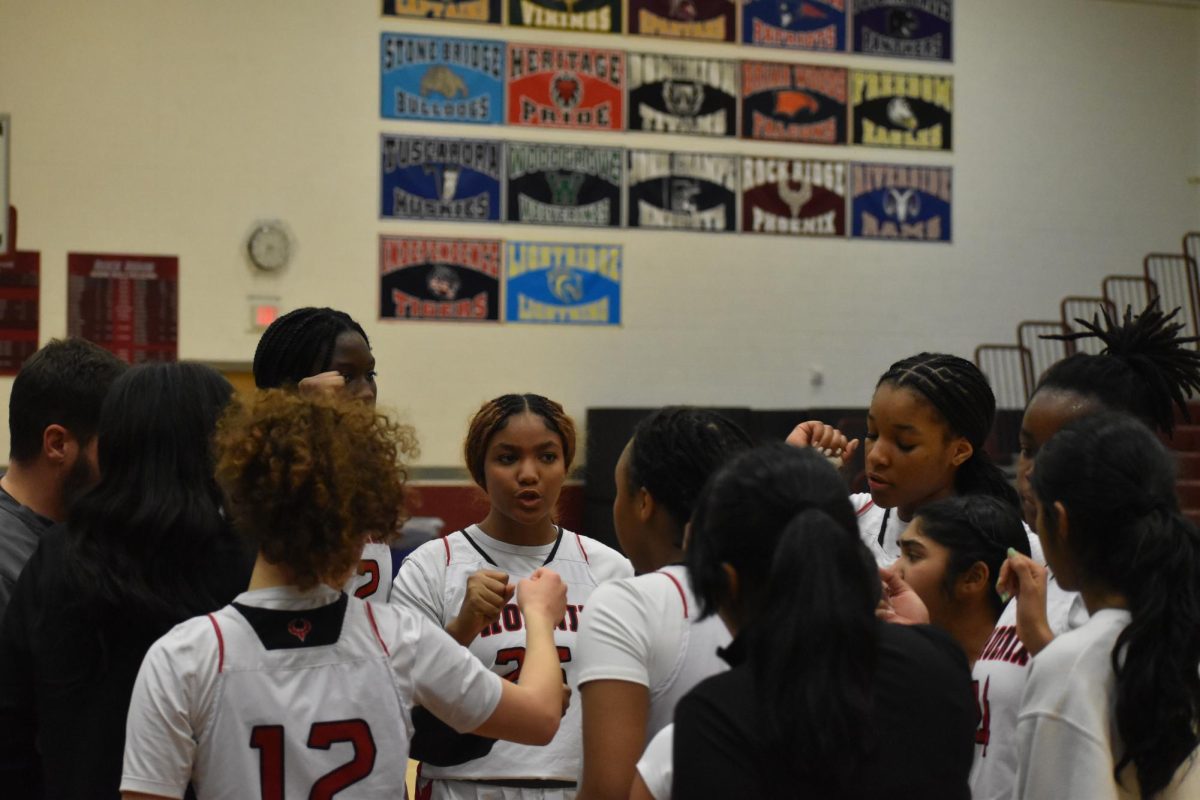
(354, 559, 381, 599)
(250, 719, 376, 800)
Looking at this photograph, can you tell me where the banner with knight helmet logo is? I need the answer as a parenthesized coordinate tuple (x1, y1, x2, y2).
(507, 44, 624, 132)
(505, 241, 621, 325)
(627, 150, 738, 232)
(850, 163, 951, 242)
(742, 157, 846, 237)
(506, 142, 623, 227)
(627, 53, 736, 138)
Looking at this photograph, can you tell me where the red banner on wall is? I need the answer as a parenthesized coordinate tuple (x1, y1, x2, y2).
(0, 250, 39, 375)
(67, 253, 178, 363)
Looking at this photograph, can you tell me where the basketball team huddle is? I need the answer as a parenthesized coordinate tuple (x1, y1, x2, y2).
(2, 301, 1199, 800)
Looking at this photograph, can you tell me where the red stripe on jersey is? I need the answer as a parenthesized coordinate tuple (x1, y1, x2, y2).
(365, 602, 390, 656)
(660, 571, 689, 618)
(575, 533, 590, 563)
(207, 613, 225, 673)
(442, 534, 451, 565)
(856, 499, 876, 517)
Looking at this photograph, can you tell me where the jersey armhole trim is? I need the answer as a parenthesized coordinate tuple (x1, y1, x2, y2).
(856, 499, 875, 517)
(364, 602, 391, 656)
(659, 571, 689, 618)
(575, 532, 590, 563)
(207, 613, 225, 674)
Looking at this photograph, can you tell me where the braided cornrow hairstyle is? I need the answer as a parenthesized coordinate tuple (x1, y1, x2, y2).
(252, 307, 370, 389)
(878, 353, 1020, 508)
(626, 407, 754, 545)
(1039, 300, 1200, 436)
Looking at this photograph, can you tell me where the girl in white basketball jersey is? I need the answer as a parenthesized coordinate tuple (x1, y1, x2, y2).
(121, 391, 572, 800)
(974, 302, 1200, 800)
(573, 407, 753, 800)
(252, 306, 393, 603)
(392, 394, 632, 800)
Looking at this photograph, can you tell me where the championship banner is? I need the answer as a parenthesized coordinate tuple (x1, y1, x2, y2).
(382, 0, 501, 25)
(740, 62, 846, 144)
(852, 0, 952, 61)
(380, 34, 504, 124)
(850, 70, 952, 150)
(742, 157, 846, 236)
(508, 0, 620, 34)
(67, 253, 178, 363)
(380, 135, 502, 221)
(850, 163, 951, 242)
(505, 241, 621, 325)
(627, 150, 738, 232)
(627, 54, 736, 137)
(379, 236, 501, 322)
(628, 0, 735, 42)
(507, 142, 622, 227)
(507, 44, 624, 131)
(742, 0, 845, 50)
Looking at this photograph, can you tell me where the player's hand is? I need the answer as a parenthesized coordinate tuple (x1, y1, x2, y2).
(298, 371, 347, 399)
(996, 548, 1055, 655)
(877, 566, 930, 625)
(447, 569, 514, 645)
(785, 420, 860, 467)
(516, 567, 568, 629)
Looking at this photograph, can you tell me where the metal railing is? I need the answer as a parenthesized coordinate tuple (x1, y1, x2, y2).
(1145, 253, 1200, 340)
(975, 344, 1033, 409)
(1060, 296, 1116, 355)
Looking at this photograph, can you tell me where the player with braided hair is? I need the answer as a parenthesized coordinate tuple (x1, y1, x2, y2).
(573, 408, 754, 800)
(972, 300, 1200, 800)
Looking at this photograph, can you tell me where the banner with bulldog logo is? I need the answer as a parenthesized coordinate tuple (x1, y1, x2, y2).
(627, 54, 736, 137)
(505, 241, 621, 325)
(380, 135, 502, 221)
(850, 69, 952, 150)
(507, 44, 624, 131)
(742, 157, 846, 236)
(627, 150, 738, 232)
(740, 61, 846, 144)
(628, 0, 736, 41)
(380, 34, 504, 124)
(382, 0, 501, 24)
(742, 0, 845, 50)
(507, 142, 623, 227)
(850, 163, 951, 242)
(508, 0, 621, 33)
(852, 0, 952, 61)
(379, 236, 502, 322)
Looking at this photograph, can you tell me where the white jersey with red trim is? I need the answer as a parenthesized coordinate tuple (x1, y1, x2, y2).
(346, 541, 394, 604)
(121, 585, 502, 800)
(575, 563, 730, 743)
(391, 525, 632, 784)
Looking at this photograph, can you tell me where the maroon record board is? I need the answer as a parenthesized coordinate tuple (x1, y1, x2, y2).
(67, 253, 178, 363)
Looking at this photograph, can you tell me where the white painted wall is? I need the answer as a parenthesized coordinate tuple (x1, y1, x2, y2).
(0, 0, 1197, 466)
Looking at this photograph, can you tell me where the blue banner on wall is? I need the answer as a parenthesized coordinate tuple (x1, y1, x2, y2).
(743, 0, 845, 51)
(850, 163, 951, 242)
(505, 241, 622, 325)
(852, 0, 952, 61)
(380, 135, 502, 221)
(381, 34, 505, 124)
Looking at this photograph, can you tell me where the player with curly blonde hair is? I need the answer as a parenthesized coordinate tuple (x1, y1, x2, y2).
(120, 391, 571, 800)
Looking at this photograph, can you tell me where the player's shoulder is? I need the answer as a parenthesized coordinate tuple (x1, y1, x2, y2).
(851, 492, 879, 517)
(145, 609, 228, 676)
(567, 531, 633, 580)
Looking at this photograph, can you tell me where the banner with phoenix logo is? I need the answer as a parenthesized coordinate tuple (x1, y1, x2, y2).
(740, 61, 846, 144)
(507, 44, 624, 131)
(379, 236, 502, 322)
(508, 0, 621, 34)
(628, 0, 736, 41)
(380, 34, 505, 124)
(742, 157, 846, 236)
(852, 0, 952, 61)
(505, 241, 622, 325)
(850, 163, 951, 242)
(628, 53, 737, 137)
(850, 69, 952, 150)
(507, 142, 623, 227)
(382, 0, 501, 24)
(742, 0, 845, 50)
(380, 135, 502, 221)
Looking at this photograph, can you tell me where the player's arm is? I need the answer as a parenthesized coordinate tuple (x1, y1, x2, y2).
(472, 568, 567, 745)
(577, 680, 650, 800)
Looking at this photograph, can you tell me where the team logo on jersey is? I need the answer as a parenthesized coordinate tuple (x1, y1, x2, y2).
(379, 235, 502, 321)
(741, 62, 846, 144)
(506, 143, 623, 227)
(850, 163, 951, 242)
(382, 0, 501, 23)
(743, 0, 845, 50)
(627, 150, 738, 232)
(742, 158, 846, 236)
(628, 0, 735, 41)
(380, 135, 502, 221)
(380, 34, 504, 125)
(508, 0, 621, 33)
(628, 54, 736, 137)
(508, 45, 624, 131)
(852, 0, 953, 61)
(505, 241, 621, 325)
(287, 618, 312, 643)
(851, 70, 953, 150)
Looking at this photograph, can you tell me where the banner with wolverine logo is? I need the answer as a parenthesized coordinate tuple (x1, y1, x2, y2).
(379, 135, 502, 221)
(742, 158, 846, 236)
(382, 0, 501, 24)
(628, 54, 736, 137)
(743, 0, 845, 50)
(741, 61, 846, 144)
(506, 143, 623, 227)
(505, 241, 621, 325)
(850, 163, 951, 242)
(850, 69, 952, 150)
(509, 0, 621, 33)
(628, 0, 735, 41)
(507, 44, 624, 131)
(853, 0, 952, 61)
(380, 34, 504, 125)
(379, 236, 501, 322)
(627, 150, 738, 232)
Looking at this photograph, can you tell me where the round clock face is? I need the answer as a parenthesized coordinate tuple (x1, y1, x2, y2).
(248, 224, 290, 271)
